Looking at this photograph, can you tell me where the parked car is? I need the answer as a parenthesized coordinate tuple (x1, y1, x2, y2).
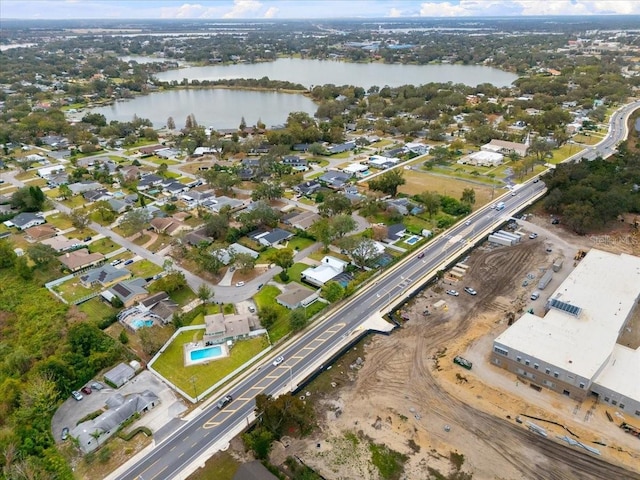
(248, 305, 256, 313)
(417, 252, 425, 259)
(273, 355, 284, 367)
(110, 259, 122, 266)
(80, 386, 92, 395)
(551, 218, 560, 225)
(235, 281, 245, 287)
(83, 236, 92, 242)
(71, 390, 83, 401)
(124, 259, 134, 265)
(464, 287, 477, 296)
(446, 289, 459, 296)
(61, 427, 69, 441)
(90, 382, 103, 391)
(529, 233, 538, 239)
(216, 394, 233, 410)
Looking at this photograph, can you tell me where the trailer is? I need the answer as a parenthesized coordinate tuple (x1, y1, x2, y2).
(538, 269, 553, 290)
(488, 233, 515, 247)
(552, 257, 563, 272)
(497, 230, 521, 243)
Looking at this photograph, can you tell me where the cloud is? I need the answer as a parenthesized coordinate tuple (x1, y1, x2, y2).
(263, 6, 279, 18)
(388, 7, 403, 17)
(223, 0, 264, 18)
(418, 0, 640, 17)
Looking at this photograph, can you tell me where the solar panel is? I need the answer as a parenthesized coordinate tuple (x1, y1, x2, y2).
(549, 298, 581, 316)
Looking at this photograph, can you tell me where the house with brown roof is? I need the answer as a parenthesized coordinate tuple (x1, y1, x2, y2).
(149, 217, 192, 236)
(58, 248, 105, 272)
(25, 224, 57, 242)
(204, 313, 251, 343)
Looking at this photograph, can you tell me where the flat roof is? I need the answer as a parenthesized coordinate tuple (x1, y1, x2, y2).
(495, 249, 640, 380)
(594, 344, 640, 403)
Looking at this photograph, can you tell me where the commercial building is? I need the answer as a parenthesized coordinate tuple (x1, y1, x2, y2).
(491, 249, 640, 418)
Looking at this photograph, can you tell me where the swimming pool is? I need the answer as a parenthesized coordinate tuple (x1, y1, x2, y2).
(131, 319, 154, 329)
(190, 345, 223, 362)
(404, 235, 421, 245)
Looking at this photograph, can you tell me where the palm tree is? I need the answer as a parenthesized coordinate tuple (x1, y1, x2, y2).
(90, 430, 102, 448)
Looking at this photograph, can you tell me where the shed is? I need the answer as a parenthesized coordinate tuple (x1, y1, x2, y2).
(104, 362, 135, 388)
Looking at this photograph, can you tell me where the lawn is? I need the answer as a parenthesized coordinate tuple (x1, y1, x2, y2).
(152, 333, 268, 396)
(53, 278, 99, 303)
(89, 237, 123, 255)
(59, 195, 89, 209)
(169, 285, 197, 306)
(146, 155, 180, 166)
(254, 285, 291, 342)
(188, 304, 222, 326)
(132, 233, 151, 246)
(285, 236, 315, 252)
(44, 212, 74, 230)
(185, 451, 240, 480)
(572, 133, 601, 145)
(273, 262, 309, 285)
(78, 297, 117, 324)
(127, 259, 163, 278)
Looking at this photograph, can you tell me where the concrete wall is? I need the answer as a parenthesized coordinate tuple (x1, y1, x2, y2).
(590, 382, 640, 418)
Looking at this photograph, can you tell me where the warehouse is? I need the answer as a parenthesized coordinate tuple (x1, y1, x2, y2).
(491, 249, 640, 417)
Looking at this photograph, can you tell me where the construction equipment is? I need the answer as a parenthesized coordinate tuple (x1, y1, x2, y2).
(574, 250, 586, 261)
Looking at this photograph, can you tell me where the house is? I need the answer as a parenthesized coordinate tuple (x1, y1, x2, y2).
(137, 174, 163, 191)
(282, 155, 308, 170)
(138, 145, 165, 156)
(68, 181, 102, 196)
(47, 172, 69, 187)
(368, 155, 398, 170)
(384, 198, 417, 216)
(202, 196, 244, 213)
(253, 228, 294, 247)
(44, 235, 81, 252)
(284, 211, 321, 230)
(104, 362, 136, 387)
(292, 143, 312, 152)
(342, 163, 368, 176)
(150, 298, 179, 324)
(213, 243, 260, 265)
(24, 224, 57, 242)
(301, 256, 348, 287)
(120, 165, 140, 181)
(204, 313, 251, 343)
(481, 139, 529, 158)
(71, 390, 159, 453)
(58, 248, 105, 271)
(293, 180, 321, 196)
(25, 153, 46, 163)
(102, 278, 148, 307)
(83, 188, 111, 203)
(107, 198, 128, 214)
(9, 212, 45, 230)
(149, 217, 191, 236)
(459, 150, 504, 167)
(184, 230, 212, 247)
(319, 171, 351, 189)
(276, 283, 319, 309)
(326, 141, 356, 154)
(181, 190, 214, 207)
(37, 164, 65, 178)
(80, 265, 131, 288)
(385, 223, 407, 243)
(163, 181, 189, 195)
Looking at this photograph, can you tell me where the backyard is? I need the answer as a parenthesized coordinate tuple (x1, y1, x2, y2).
(152, 332, 268, 396)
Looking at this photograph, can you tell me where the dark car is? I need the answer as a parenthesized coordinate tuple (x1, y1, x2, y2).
(80, 386, 92, 395)
(124, 259, 134, 265)
(83, 236, 92, 242)
(417, 252, 425, 259)
(551, 218, 560, 225)
(216, 394, 233, 410)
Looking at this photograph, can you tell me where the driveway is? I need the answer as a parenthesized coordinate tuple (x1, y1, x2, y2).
(51, 371, 184, 444)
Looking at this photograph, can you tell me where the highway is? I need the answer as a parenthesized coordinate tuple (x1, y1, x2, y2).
(114, 101, 640, 480)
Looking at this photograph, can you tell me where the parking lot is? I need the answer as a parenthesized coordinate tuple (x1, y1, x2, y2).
(51, 371, 184, 443)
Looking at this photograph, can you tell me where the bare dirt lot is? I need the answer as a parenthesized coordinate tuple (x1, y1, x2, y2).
(278, 218, 640, 479)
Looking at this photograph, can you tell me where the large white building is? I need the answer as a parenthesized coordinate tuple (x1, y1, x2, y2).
(491, 249, 640, 418)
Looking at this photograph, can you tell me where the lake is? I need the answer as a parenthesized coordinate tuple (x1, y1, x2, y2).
(153, 57, 519, 89)
(88, 88, 318, 130)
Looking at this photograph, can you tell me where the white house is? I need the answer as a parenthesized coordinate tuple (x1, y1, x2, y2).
(459, 150, 504, 167)
(37, 164, 65, 178)
(342, 163, 369, 176)
(301, 255, 348, 287)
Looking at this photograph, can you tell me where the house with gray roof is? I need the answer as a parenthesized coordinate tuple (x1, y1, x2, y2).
(71, 389, 159, 453)
(204, 313, 251, 343)
(83, 188, 111, 203)
(103, 362, 136, 388)
(9, 212, 45, 230)
(276, 283, 319, 309)
(137, 174, 163, 191)
(102, 278, 148, 307)
(80, 265, 131, 288)
(326, 141, 356, 154)
(68, 181, 102, 196)
(107, 198, 128, 214)
(293, 180, 321, 196)
(233, 460, 279, 480)
(213, 243, 259, 265)
(253, 228, 294, 247)
(319, 171, 351, 189)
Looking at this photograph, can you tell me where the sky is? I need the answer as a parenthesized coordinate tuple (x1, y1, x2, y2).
(2, 0, 640, 20)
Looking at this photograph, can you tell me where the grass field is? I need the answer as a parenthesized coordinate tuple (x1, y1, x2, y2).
(53, 278, 99, 303)
(273, 262, 309, 285)
(127, 259, 163, 278)
(185, 451, 240, 480)
(254, 285, 290, 342)
(45, 212, 74, 230)
(152, 333, 268, 396)
(396, 170, 495, 209)
(78, 297, 117, 324)
(169, 285, 197, 306)
(89, 237, 123, 255)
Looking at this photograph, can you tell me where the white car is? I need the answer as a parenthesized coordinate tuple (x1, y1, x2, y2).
(464, 287, 477, 296)
(529, 233, 538, 239)
(235, 281, 245, 287)
(273, 355, 284, 367)
(445, 289, 459, 296)
(464, 220, 471, 226)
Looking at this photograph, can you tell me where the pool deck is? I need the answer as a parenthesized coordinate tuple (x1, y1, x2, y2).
(183, 341, 230, 367)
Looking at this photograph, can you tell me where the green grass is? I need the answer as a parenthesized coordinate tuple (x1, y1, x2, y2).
(44, 212, 74, 230)
(89, 237, 123, 255)
(152, 333, 268, 396)
(254, 285, 291, 342)
(285, 236, 314, 252)
(59, 195, 89, 209)
(128, 259, 163, 278)
(369, 442, 408, 480)
(146, 155, 180, 166)
(273, 262, 309, 285)
(53, 278, 100, 303)
(186, 451, 240, 480)
(78, 297, 117, 324)
(188, 304, 221, 326)
(169, 286, 197, 306)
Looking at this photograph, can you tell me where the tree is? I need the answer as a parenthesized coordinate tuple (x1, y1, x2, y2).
(157, 162, 168, 178)
(14, 256, 32, 280)
(331, 214, 357, 238)
(233, 252, 257, 273)
(309, 218, 332, 252)
(197, 284, 213, 306)
(204, 214, 229, 241)
(242, 427, 274, 460)
(240, 201, 280, 229)
(258, 305, 279, 330)
(167, 116, 176, 130)
(150, 271, 187, 293)
(58, 184, 72, 200)
(118, 329, 129, 344)
(345, 237, 382, 268)
(528, 138, 553, 163)
(268, 248, 294, 271)
(321, 281, 345, 302)
(11, 186, 46, 211)
(368, 169, 406, 196)
(251, 182, 283, 201)
(119, 208, 151, 237)
(289, 308, 307, 332)
(26, 243, 57, 266)
(70, 210, 90, 230)
(417, 191, 440, 218)
(460, 188, 476, 206)
(0, 239, 17, 268)
(318, 192, 351, 217)
(94, 200, 116, 222)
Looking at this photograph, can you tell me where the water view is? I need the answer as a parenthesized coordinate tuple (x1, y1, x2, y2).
(88, 88, 317, 130)
(153, 57, 519, 89)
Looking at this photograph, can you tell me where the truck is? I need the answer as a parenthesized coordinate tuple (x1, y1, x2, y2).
(496, 202, 505, 211)
(538, 270, 553, 290)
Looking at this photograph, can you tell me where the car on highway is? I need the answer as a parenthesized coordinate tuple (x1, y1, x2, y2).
(533, 178, 539, 183)
(71, 390, 83, 401)
(511, 191, 517, 196)
(464, 220, 471, 226)
(464, 287, 477, 296)
(273, 355, 284, 367)
(80, 386, 92, 395)
(490, 204, 496, 209)
(445, 289, 459, 296)
(529, 233, 538, 239)
(61, 427, 69, 441)
(235, 281, 245, 287)
(417, 252, 425, 259)
(216, 394, 233, 410)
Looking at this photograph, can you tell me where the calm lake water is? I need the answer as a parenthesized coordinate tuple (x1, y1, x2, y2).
(88, 88, 318, 130)
(153, 57, 519, 89)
